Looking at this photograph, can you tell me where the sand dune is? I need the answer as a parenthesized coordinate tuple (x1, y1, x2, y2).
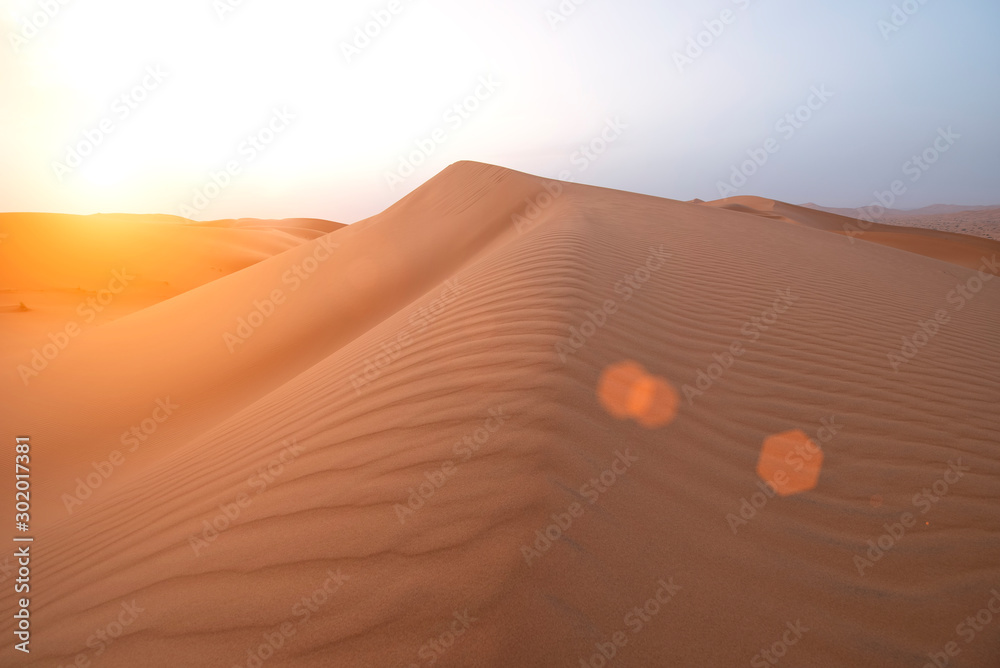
(3, 164, 999, 667)
(803, 202, 1000, 242)
(1, 212, 341, 515)
(873, 208, 1000, 243)
(702, 195, 1000, 274)
(804, 202, 997, 218)
(0, 213, 341, 340)
(192, 218, 346, 239)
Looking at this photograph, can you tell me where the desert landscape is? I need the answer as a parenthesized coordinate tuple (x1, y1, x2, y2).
(2, 162, 999, 667)
(3, 0, 999, 666)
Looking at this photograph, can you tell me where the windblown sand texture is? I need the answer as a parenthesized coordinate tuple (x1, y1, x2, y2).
(2, 163, 998, 667)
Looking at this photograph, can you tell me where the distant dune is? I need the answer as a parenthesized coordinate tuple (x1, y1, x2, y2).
(192, 218, 346, 236)
(805, 203, 998, 217)
(802, 202, 1000, 241)
(0, 213, 342, 367)
(703, 196, 1000, 272)
(1, 164, 998, 667)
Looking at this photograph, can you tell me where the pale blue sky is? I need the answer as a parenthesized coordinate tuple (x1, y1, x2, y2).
(1, 0, 997, 221)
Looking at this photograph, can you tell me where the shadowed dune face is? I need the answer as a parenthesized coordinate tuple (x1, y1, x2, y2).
(2, 163, 999, 667)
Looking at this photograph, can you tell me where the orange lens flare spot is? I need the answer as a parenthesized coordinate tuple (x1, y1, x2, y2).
(598, 361, 679, 428)
(626, 376, 656, 416)
(634, 378, 679, 428)
(756, 429, 823, 497)
(598, 361, 648, 419)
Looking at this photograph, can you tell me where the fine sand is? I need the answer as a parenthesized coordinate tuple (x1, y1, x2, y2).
(2, 163, 998, 667)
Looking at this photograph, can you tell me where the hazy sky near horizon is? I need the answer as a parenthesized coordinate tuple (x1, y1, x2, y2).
(2, 0, 997, 222)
